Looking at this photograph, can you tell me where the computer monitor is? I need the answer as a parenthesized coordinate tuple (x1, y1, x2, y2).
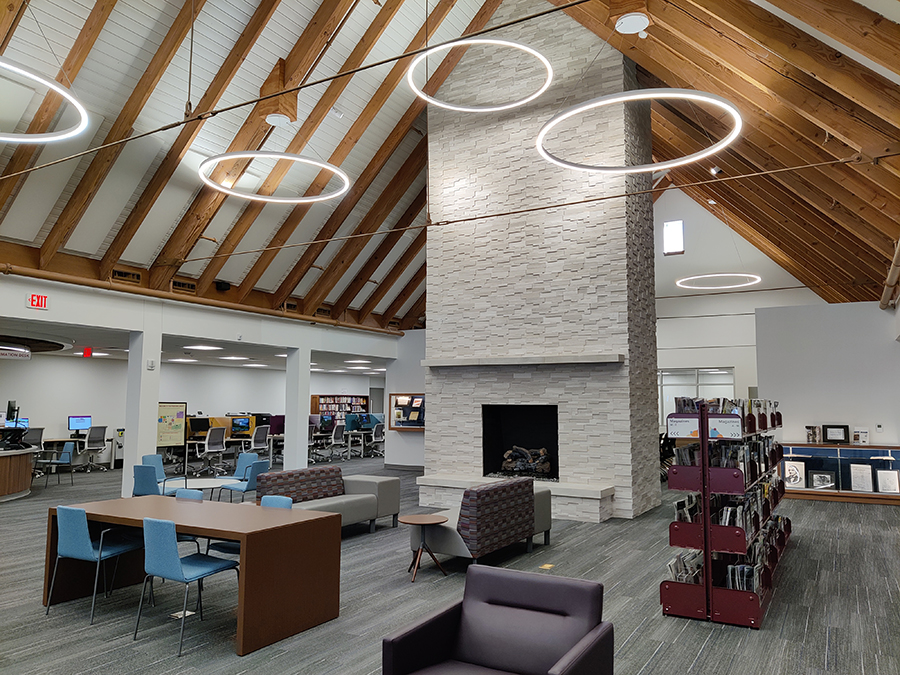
(308, 414, 320, 428)
(190, 417, 210, 434)
(270, 415, 285, 435)
(231, 417, 251, 434)
(12, 417, 28, 429)
(319, 414, 335, 433)
(68, 415, 92, 431)
(253, 413, 271, 428)
(358, 413, 371, 428)
(6, 400, 16, 421)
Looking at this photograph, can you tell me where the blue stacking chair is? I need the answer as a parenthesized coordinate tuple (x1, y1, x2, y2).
(141, 454, 178, 495)
(46, 506, 143, 624)
(174, 488, 203, 500)
(133, 464, 163, 496)
(134, 518, 239, 656)
(36, 441, 75, 487)
(218, 460, 269, 502)
(208, 493, 292, 555)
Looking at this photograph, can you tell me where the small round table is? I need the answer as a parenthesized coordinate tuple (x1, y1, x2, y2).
(164, 476, 239, 499)
(398, 514, 449, 582)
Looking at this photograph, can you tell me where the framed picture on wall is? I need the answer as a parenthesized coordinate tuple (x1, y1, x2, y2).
(822, 425, 850, 444)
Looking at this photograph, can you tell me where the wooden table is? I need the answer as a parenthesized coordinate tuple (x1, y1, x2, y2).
(398, 514, 448, 582)
(44, 495, 341, 655)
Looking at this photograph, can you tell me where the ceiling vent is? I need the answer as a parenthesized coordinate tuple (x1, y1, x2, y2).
(172, 280, 197, 294)
(112, 269, 141, 285)
(315, 306, 331, 318)
(285, 301, 298, 312)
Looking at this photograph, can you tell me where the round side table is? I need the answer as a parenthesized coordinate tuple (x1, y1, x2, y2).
(398, 514, 449, 582)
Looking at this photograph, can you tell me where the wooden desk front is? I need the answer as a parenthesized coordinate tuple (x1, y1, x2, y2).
(44, 496, 341, 655)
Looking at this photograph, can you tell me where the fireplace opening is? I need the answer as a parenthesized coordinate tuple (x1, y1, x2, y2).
(482, 404, 559, 481)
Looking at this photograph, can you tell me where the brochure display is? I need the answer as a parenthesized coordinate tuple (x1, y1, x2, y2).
(661, 402, 790, 629)
(389, 394, 425, 431)
(781, 442, 900, 504)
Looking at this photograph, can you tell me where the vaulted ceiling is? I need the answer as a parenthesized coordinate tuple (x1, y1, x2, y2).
(0, 0, 897, 333)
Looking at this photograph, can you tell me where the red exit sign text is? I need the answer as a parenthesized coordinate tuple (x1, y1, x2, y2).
(26, 293, 49, 310)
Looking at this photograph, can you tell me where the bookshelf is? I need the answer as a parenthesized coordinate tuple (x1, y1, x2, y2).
(310, 395, 369, 422)
(660, 402, 791, 628)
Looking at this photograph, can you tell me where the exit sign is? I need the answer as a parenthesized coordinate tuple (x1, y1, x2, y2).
(26, 293, 49, 310)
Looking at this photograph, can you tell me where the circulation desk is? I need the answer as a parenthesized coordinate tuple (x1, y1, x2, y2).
(44, 495, 341, 655)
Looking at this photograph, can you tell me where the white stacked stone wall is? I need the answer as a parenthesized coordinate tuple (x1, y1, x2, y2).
(424, 0, 659, 519)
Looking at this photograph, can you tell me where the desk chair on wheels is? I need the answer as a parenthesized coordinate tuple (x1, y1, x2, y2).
(370, 423, 385, 457)
(247, 425, 269, 456)
(78, 426, 109, 473)
(328, 423, 347, 461)
(193, 427, 227, 476)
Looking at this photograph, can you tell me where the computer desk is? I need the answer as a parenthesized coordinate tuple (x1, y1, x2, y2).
(44, 496, 341, 655)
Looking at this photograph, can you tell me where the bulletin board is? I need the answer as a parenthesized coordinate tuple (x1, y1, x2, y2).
(157, 402, 187, 447)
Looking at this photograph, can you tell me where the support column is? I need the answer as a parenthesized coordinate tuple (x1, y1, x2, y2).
(284, 346, 311, 469)
(123, 307, 162, 497)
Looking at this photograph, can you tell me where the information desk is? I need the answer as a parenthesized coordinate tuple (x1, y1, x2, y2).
(44, 495, 341, 655)
(0, 447, 36, 501)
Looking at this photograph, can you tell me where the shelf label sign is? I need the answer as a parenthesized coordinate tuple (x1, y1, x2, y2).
(667, 415, 699, 438)
(708, 415, 742, 439)
(26, 293, 49, 310)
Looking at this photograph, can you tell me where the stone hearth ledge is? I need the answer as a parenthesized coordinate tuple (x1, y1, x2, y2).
(421, 354, 624, 367)
(417, 474, 616, 523)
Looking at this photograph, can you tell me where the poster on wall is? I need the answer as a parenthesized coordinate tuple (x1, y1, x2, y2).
(157, 402, 187, 447)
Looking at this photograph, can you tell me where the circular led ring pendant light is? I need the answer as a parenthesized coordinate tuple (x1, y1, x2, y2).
(536, 88, 742, 174)
(0, 57, 89, 143)
(407, 39, 553, 113)
(676, 273, 761, 290)
(198, 151, 351, 204)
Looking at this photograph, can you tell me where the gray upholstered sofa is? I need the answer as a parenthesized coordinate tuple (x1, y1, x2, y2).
(408, 477, 552, 562)
(256, 465, 400, 532)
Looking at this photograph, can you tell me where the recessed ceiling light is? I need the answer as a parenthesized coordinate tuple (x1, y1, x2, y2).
(72, 352, 83, 356)
(310, 362, 317, 366)
(169, 358, 198, 363)
(346, 366, 370, 370)
(615, 12, 650, 35)
(184, 345, 222, 351)
(345, 360, 371, 364)
(91, 352, 109, 357)
(707, 199, 717, 205)
(242, 363, 267, 368)
(328, 369, 347, 373)
(710, 166, 723, 176)
(219, 356, 249, 361)
(676, 273, 762, 290)
(310, 368, 324, 372)
(374, 368, 386, 372)
(275, 354, 287, 358)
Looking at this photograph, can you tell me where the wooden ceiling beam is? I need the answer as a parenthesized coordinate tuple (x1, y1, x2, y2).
(653, 108, 889, 284)
(0, 0, 117, 217)
(680, 0, 900, 127)
(98, 0, 283, 281)
(380, 263, 425, 328)
(0, 0, 26, 53)
(147, 0, 357, 291)
(236, 0, 470, 305)
(194, 0, 407, 297)
(331, 188, 426, 318)
(399, 292, 426, 330)
(358, 229, 426, 322)
(762, 0, 900, 80)
(38, 0, 210, 270)
(646, 0, 900, 176)
(300, 136, 427, 315)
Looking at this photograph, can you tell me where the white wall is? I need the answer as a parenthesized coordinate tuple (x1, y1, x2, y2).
(757, 302, 900, 444)
(162, 363, 287, 416)
(384, 330, 425, 467)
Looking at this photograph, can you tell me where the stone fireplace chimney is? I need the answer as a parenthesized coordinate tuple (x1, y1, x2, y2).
(419, 0, 660, 521)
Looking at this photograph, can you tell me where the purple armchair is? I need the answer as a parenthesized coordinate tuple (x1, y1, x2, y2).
(383, 565, 614, 675)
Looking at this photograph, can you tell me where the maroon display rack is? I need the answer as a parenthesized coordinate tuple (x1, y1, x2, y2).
(660, 403, 791, 628)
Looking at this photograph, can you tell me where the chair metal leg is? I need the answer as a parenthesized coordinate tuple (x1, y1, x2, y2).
(46, 558, 60, 615)
(177, 583, 189, 657)
(196, 578, 203, 619)
(134, 575, 150, 640)
(89, 556, 103, 624)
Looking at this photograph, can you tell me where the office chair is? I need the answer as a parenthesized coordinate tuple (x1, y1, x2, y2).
(218, 459, 269, 502)
(47, 506, 143, 624)
(35, 441, 75, 487)
(24, 427, 45, 480)
(141, 454, 178, 495)
(194, 427, 226, 476)
(370, 423, 385, 457)
(78, 426, 109, 472)
(328, 423, 347, 461)
(208, 493, 292, 555)
(134, 517, 239, 657)
(248, 424, 269, 455)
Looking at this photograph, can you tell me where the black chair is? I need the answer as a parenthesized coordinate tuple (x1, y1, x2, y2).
(78, 426, 109, 472)
(383, 565, 614, 675)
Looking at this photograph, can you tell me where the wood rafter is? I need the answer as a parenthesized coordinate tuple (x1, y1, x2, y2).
(331, 187, 426, 318)
(0, 0, 26, 53)
(300, 135, 428, 315)
(380, 263, 425, 327)
(193, 0, 407, 297)
(235, 0, 471, 305)
(98, 0, 283, 281)
(38, 0, 210, 269)
(147, 0, 357, 291)
(400, 292, 426, 330)
(358, 229, 426, 322)
(0, 0, 117, 216)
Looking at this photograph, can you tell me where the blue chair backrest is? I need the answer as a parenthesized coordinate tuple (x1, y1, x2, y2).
(59, 441, 75, 463)
(142, 518, 185, 582)
(56, 506, 95, 561)
(232, 452, 259, 480)
(175, 488, 202, 500)
(245, 460, 269, 490)
(133, 464, 162, 496)
(141, 454, 166, 483)
(260, 495, 292, 509)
